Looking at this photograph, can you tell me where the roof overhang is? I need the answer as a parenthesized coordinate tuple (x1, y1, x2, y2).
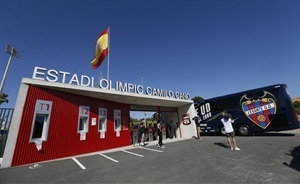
(21, 78, 193, 109)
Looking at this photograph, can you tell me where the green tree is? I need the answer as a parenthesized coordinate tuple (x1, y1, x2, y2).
(152, 112, 160, 120)
(0, 93, 9, 105)
(293, 101, 300, 115)
(191, 96, 204, 102)
(192, 96, 204, 107)
(130, 117, 139, 123)
(293, 101, 300, 108)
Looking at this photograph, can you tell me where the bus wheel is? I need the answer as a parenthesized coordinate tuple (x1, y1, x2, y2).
(221, 127, 226, 135)
(237, 124, 252, 136)
(219, 126, 226, 135)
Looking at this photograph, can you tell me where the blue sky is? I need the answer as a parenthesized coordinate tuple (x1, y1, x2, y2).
(0, 0, 299, 119)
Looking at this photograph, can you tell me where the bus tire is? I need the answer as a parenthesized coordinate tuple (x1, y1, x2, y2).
(221, 127, 226, 135)
(237, 124, 252, 136)
(219, 126, 225, 135)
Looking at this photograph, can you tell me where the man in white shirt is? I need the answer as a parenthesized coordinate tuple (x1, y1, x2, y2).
(221, 112, 241, 151)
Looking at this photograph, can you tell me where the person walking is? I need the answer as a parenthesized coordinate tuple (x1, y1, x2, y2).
(138, 122, 147, 146)
(221, 112, 240, 151)
(156, 120, 166, 148)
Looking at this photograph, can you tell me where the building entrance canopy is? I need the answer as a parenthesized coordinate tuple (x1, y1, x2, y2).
(22, 78, 193, 109)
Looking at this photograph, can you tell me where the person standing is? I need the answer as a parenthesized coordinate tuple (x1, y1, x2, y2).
(138, 122, 146, 146)
(193, 116, 202, 140)
(221, 112, 240, 151)
(156, 120, 166, 148)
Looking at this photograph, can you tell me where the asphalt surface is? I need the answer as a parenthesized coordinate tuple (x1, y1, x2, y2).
(0, 129, 299, 184)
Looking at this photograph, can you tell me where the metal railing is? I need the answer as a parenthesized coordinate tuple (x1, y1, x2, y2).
(0, 108, 14, 157)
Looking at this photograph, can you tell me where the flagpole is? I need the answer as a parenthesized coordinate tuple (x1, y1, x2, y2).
(107, 27, 110, 81)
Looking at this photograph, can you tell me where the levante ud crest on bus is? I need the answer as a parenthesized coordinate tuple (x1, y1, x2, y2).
(240, 91, 277, 129)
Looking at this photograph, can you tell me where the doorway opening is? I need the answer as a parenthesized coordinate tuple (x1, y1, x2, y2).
(129, 110, 180, 145)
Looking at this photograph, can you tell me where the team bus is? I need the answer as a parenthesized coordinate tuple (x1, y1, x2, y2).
(195, 84, 300, 136)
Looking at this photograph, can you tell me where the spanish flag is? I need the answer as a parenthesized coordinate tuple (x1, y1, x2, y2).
(90, 28, 109, 69)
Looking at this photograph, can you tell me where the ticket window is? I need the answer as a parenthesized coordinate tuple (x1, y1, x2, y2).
(114, 109, 121, 137)
(30, 100, 53, 151)
(78, 106, 89, 140)
(32, 115, 48, 139)
(98, 108, 107, 139)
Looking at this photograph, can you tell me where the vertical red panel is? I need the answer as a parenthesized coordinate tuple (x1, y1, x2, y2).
(11, 86, 131, 167)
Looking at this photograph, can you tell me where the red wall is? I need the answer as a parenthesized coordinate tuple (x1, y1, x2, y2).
(11, 85, 131, 167)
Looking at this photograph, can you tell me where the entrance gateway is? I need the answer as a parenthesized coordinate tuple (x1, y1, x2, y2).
(1, 66, 198, 168)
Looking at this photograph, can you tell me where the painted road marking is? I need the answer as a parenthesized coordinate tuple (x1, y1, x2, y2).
(139, 147, 164, 152)
(72, 158, 86, 170)
(121, 150, 144, 157)
(99, 153, 119, 163)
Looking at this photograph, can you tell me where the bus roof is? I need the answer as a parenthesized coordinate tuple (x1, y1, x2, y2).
(196, 84, 286, 106)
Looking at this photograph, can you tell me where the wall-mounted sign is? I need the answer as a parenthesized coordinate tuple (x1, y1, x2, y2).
(32, 66, 191, 100)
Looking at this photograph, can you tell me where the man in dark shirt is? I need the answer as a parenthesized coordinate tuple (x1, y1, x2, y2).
(156, 120, 166, 148)
(138, 122, 146, 146)
(193, 116, 202, 140)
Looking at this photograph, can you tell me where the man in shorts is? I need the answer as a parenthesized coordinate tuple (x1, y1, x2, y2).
(221, 112, 241, 151)
(193, 116, 202, 140)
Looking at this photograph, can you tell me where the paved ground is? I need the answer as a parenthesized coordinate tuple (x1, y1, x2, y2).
(0, 129, 299, 184)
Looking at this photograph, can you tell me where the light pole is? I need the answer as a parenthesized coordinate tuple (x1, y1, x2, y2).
(0, 44, 19, 93)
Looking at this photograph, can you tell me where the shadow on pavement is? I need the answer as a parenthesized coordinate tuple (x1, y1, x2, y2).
(283, 145, 300, 172)
(253, 132, 295, 137)
(201, 132, 295, 137)
(214, 142, 230, 149)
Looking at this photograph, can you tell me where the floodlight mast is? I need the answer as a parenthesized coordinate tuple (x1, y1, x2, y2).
(0, 44, 19, 93)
